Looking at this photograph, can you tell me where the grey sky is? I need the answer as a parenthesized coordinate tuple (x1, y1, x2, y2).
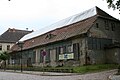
(0, 0, 119, 35)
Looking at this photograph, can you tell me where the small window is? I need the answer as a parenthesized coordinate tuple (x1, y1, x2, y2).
(0, 45, 2, 50)
(105, 20, 109, 30)
(96, 23, 99, 28)
(111, 23, 115, 31)
(7, 45, 10, 50)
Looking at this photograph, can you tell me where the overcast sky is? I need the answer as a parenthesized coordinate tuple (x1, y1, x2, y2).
(0, 0, 119, 35)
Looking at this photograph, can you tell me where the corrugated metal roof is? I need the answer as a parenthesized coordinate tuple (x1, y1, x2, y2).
(20, 7, 97, 41)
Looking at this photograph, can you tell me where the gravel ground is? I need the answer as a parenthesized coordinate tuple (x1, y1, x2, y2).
(0, 69, 118, 80)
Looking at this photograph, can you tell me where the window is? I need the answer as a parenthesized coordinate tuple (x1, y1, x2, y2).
(32, 51, 36, 63)
(7, 45, 10, 50)
(67, 45, 73, 53)
(88, 37, 93, 50)
(73, 43, 80, 60)
(111, 23, 115, 31)
(96, 23, 99, 28)
(40, 50, 44, 63)
(105, 20, 109, 30)
(88, 37, 112, 50)
(59, 47, 64, 54)
(97, 38, 101, 49)
(0, 45, 2, 50)
(93, 38, 97, 49)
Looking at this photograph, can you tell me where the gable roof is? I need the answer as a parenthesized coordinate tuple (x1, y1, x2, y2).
(20, 7, 97, 41)
(0, 28, 32, 43)
(11, 6, 119, 51)
(12, 16, 97, 51)
(20, 6, 117, 41)
(20, 6, 118, 42)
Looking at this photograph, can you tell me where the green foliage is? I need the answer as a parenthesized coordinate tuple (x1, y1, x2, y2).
(0, 51, 10, 61)
(6, 64, 118, 73)
(117, 65, 120, 74)
(73, 64, 118, 73)
(106, 0, 120, 12)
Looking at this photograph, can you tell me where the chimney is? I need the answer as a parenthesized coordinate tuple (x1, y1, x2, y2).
(26, 28, 28, 31)
(32, 30, 34, 32)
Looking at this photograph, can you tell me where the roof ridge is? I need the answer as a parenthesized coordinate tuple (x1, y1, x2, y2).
(95, 6, 118, 21)
(7, 28, 33, 32)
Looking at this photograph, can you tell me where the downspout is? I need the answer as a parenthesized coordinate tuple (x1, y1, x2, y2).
(85, 33, 88, 65)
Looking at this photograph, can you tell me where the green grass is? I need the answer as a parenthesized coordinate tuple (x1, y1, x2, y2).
(72, 64, 118, 73)
(6, 64, 118, 74)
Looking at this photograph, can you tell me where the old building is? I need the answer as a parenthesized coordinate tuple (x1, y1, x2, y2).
(10, 6, 120, 67)
(0, 28, 32, 52)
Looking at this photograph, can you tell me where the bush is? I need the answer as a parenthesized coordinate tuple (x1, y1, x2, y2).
(117, 65, 120, 74)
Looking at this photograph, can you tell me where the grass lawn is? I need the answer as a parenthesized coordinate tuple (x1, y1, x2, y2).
(72, 64, 118, 74)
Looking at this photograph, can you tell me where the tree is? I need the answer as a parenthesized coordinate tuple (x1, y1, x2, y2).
(0, 51, 10, 70)
(0, 51, 9, 61)
(106, 0, 120, 11)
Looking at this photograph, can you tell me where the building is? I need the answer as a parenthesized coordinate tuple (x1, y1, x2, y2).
(10, 6, 120, 67)
(0, 28, 32, 52)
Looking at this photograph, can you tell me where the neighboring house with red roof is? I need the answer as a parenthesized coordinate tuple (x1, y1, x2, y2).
(0, 28, 32, 52)
(10, 6, 120, 67)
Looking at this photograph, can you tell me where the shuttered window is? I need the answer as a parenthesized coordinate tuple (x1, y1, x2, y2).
(40, 50, 43, 63)
(0, 45, 2, 50)
(73, 43, 80, 60)
(45, 49, 50, 63)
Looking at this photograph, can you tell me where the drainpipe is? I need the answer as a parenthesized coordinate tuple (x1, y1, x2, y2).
(85, 37, 88, 65)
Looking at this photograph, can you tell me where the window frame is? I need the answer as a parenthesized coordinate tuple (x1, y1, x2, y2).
(105, 20, 109, 30)
(59, 47, 64, 54)
(67, 45, 73, 53)
(111, 23, 115, 31)
(96, 23, 99, 28)
(7, 45, 10, 50)
(0, 45, 2, 50)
